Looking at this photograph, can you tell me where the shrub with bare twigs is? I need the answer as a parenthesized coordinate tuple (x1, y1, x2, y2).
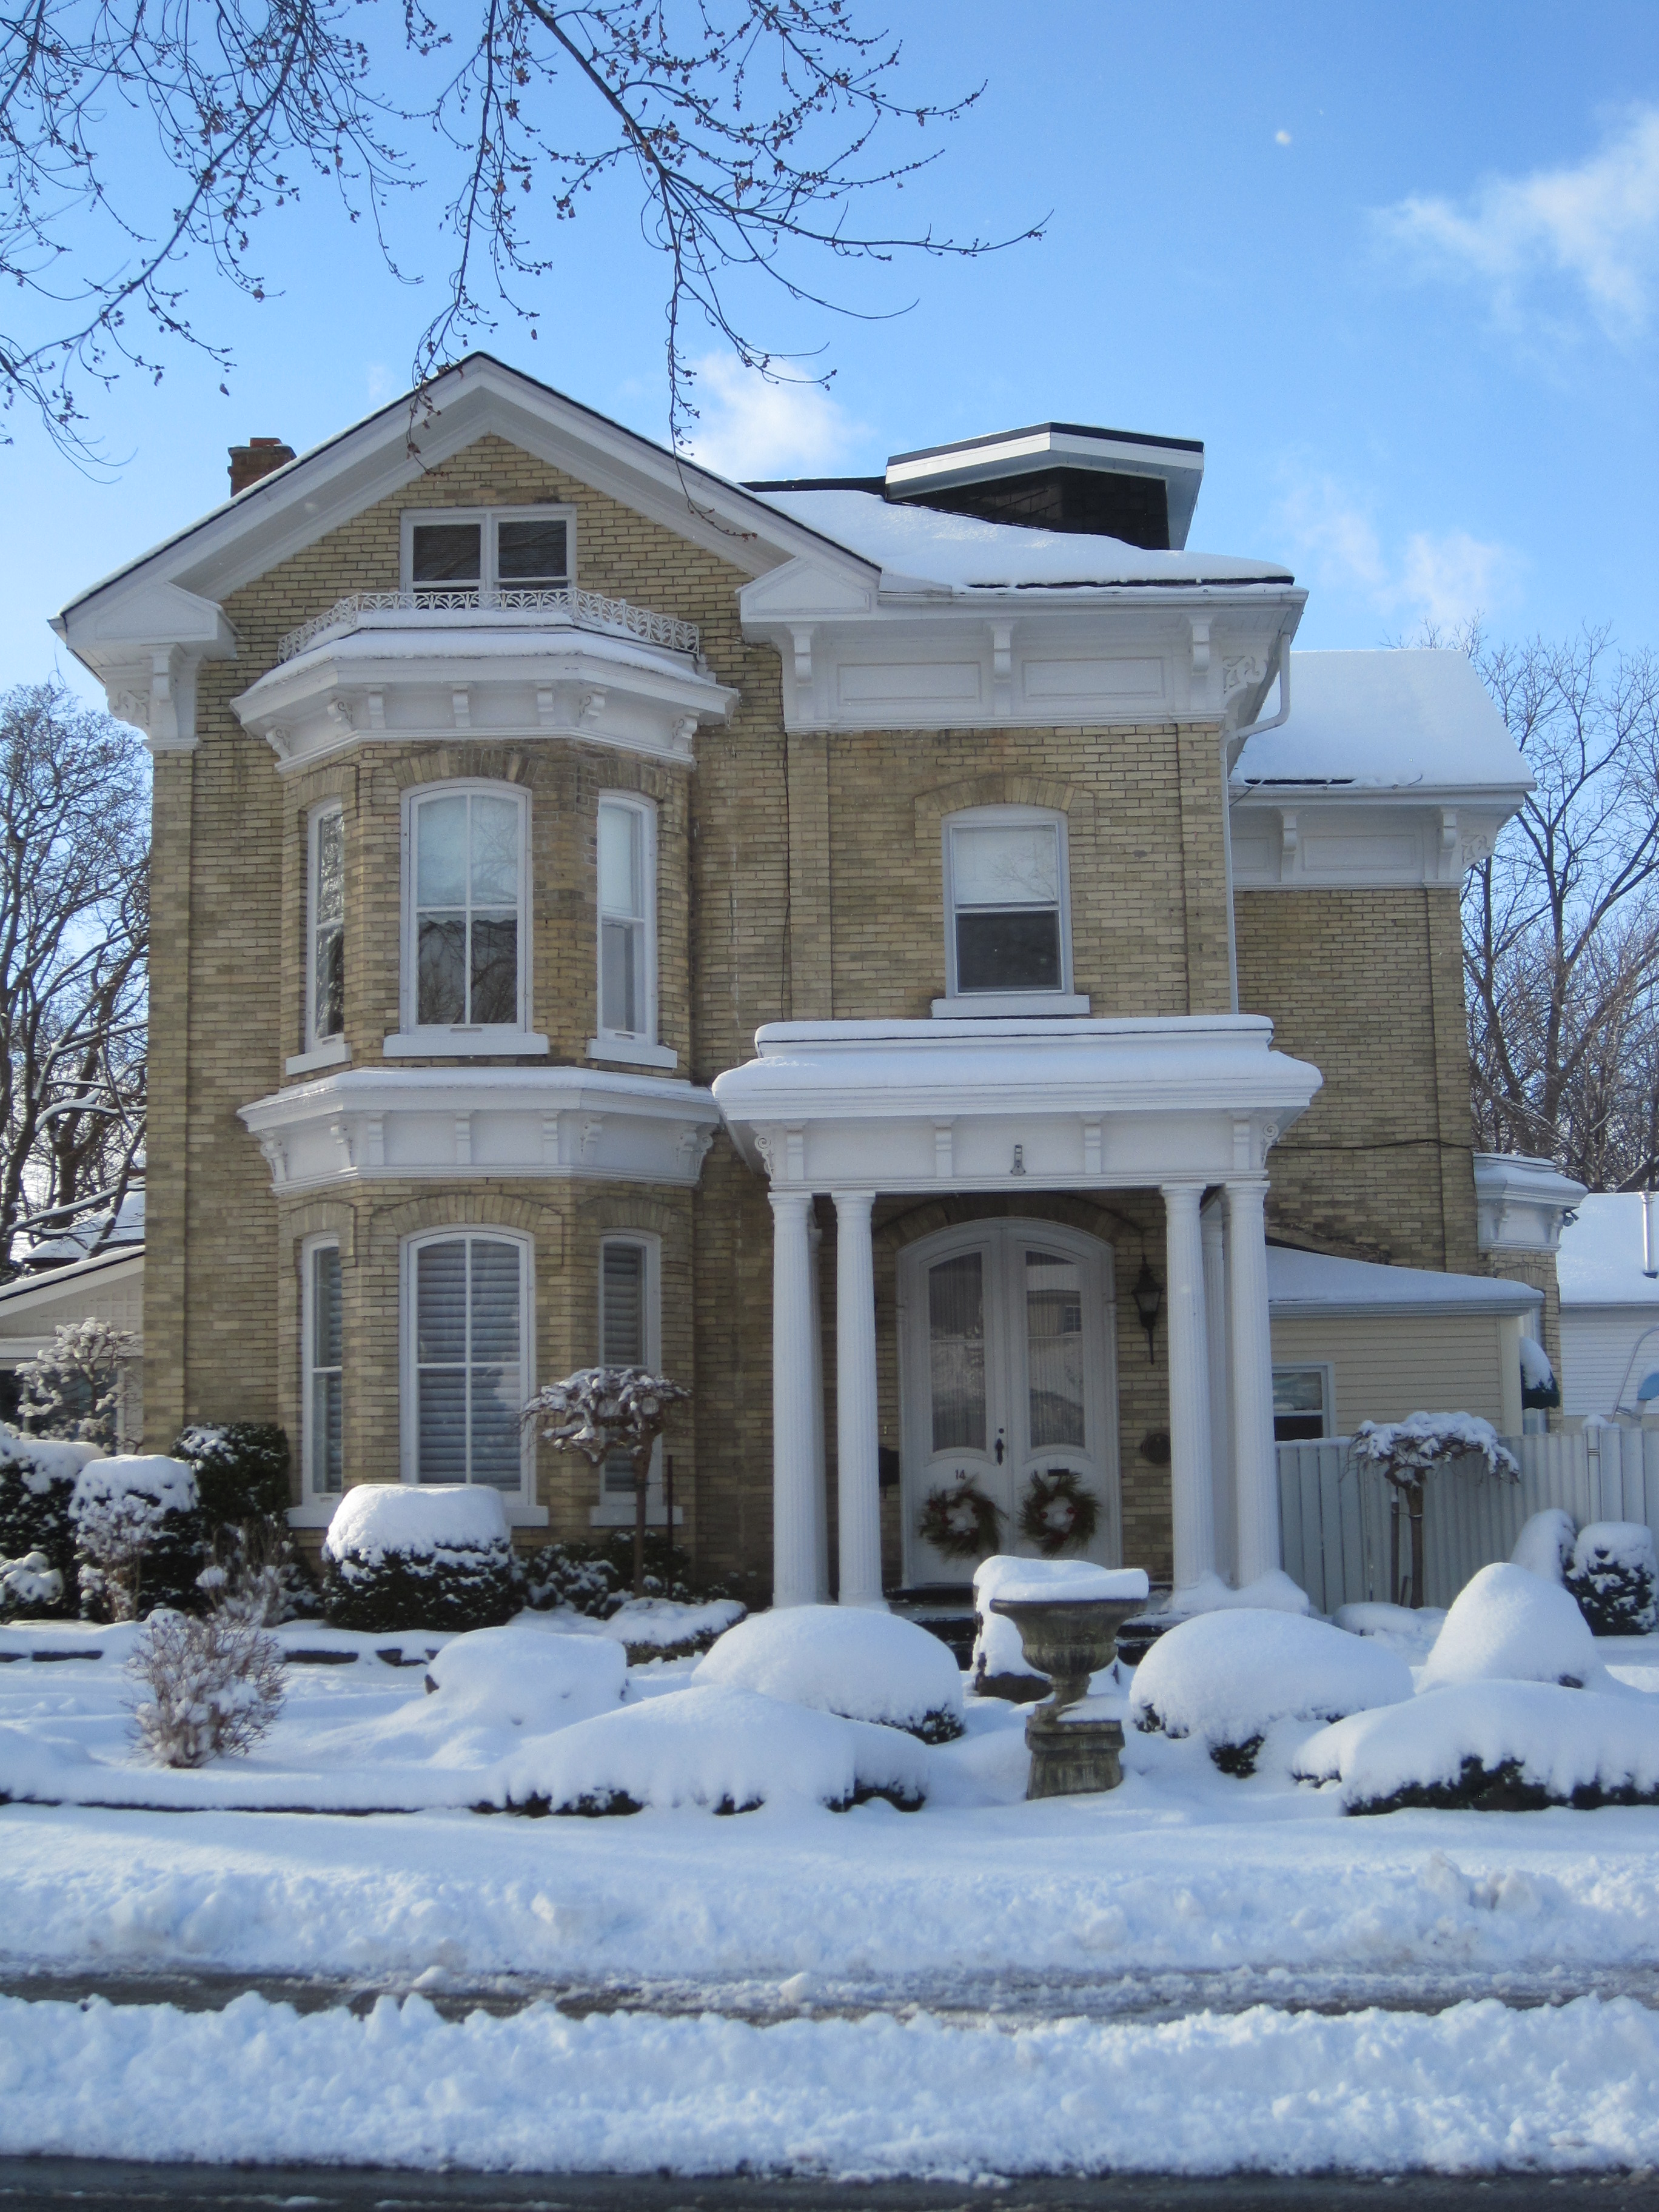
(129, 1608, 286, 1768)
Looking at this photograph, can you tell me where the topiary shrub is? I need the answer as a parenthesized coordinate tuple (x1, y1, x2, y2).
(321, 1484, 517, 1634)
(172, 1424, 291, 1527)
(1565, 1521, 1659, 1637)
(0, 1430, 99, 1617)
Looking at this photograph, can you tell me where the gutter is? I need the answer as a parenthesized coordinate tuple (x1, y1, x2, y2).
(1224, 623, 1296, 1012)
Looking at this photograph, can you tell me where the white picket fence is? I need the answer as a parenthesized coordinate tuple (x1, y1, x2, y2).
(1276, 1426, 1659, 1615)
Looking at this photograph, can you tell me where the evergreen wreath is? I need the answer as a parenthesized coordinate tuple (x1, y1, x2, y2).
(1019, 1467, 1099, 1557)
(918, 1478, 1004, 1560)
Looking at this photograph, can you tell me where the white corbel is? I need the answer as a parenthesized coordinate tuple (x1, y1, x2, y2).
(580, 1114, 605, 1163)
(366, 689, 386, 733)
(1278, 808, 1299, 883)
(328, 1119, 355, 1172)
(1189, 618, 1211, 675)
(1083, 1121, 1103, 1178)
(1232, 1116, 1254, 1175)
(990, 622, 1013, 718)
(451, 687, 472, 731)
(326, 697, 355, 736)
(365, 1114, 385, 1170)
(789, 626, 815, 694)
(257, 1133, 288, 1187)
(536, 686, 557, 731)
(785, 1125, 806, 1183)
(454, 1113, 472, 1167)
(580, 689, 607, 728)
(675, 1122, 714, 1179)
(933, 1119, 955, 1178)
(266, 724, 293, 762)
(674, 714, 699, 752)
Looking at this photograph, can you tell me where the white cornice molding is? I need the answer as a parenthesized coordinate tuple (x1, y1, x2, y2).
(53, 581, 239, 754)
(1230, 786, 1526, 890)
(238, 1064, 719, 1196)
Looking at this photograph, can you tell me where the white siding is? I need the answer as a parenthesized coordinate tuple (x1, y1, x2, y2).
(1560, 1307, 1659, 1418)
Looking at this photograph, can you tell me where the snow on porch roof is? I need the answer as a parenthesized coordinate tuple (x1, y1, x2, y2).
(1235, 650, 1530, 794)
(1267, 1244, 1541, 1319)
(1557, 1194, 1659, 1309)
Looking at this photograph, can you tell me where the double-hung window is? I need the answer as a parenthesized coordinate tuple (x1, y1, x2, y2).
(305, 802, 346, 1055)
(942, 806, 1076, 1007)
(402, 508, 572, 601)
(303, 1238, 343, 1496)
(1272, 1366, 1332, 1443)
(594, 1235, 667, 1520)
(398, 783, 535, 1046)
(403, 1231, 532, 1495)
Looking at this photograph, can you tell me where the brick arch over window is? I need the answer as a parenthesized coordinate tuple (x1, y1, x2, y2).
(278, 1197, 360, 1266)
(389, 746, 537, 793)
(367, 1191, 565, 1267)
(576, 1192, 688, 1241)
(913, 773, 1096, 848)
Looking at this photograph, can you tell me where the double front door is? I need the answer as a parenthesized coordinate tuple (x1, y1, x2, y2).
(898, 1219, 1121, 1584)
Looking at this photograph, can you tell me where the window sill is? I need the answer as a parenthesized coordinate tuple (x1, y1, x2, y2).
(383, 1031, 551, 1059)
(586, 1035, 679, 1071)
(590, 1501, 685, 1529)
(285, 1036, 351, 1078)
(931, 992, 1092, 1019)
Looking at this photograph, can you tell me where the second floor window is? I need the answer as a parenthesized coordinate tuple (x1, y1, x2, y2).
(943, 807, 1071, 999)
(407, 786, 527, 1030)
(307, 802, 345, 1048)
(597, 797, 655, 1042)
(403, 507, 572, 598)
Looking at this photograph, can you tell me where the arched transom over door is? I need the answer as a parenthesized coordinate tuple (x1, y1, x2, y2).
(897, 1219, 1121, 1584)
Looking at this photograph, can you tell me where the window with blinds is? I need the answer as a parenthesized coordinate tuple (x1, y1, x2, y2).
(600, 1238, 648, 1495)
(411, 1234, 526, 1488)
(306, 1242, 343, 1495)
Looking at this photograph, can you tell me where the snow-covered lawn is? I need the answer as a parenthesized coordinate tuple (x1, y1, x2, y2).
(7, 1611, 1659, 2176)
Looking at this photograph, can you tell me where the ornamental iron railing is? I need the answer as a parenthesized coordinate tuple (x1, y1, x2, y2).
(277, 587, 700, 665)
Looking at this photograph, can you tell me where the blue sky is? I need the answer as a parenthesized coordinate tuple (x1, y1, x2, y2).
(9, 0, 1658, 698)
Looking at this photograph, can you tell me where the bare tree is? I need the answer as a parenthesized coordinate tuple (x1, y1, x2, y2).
(1453, 624, 1659, 1191)
(1, 1, 1036, 463)
(0, 681, 148, 1278)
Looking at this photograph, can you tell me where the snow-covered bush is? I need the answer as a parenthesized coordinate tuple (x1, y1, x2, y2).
(1565, 1521, 1659, 1637)
(1512, 1508, 1576, 1584)
(1130, 1609, 1413, 1775)
(172, 1423, 290, 1528)
(321, 1484, 517, 1633)
(17, 1318, 140, 1450)
(970, 1555, 1150, 1697)
(1419, 1561, 1604, 1692)
(0, 1550, 62, 1615)
(1332, 1601, 1447, 1660)
(70, 1455, 203, 1621)
(0, 1430, 99, 1616)
(602, 1595, 746, 1661)
(694, 1604, 966, 1743)
(424, 1624, 626, 1730)
(129, 1607, 286, 1768)
(521, 1539, 626, 1617)
(1297, 1681, 1659, 1813)
(1350, 1412, 1518, 1609)
(490, 1682, 928, 1815)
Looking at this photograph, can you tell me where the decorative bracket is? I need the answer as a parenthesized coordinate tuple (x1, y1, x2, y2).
(789, 626, 814, 694)
(1189, 618, 1211, 675)
(451, 686, 472, 731)
(990, 622, 1013, 717)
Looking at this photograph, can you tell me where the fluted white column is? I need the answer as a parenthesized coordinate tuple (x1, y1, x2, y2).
(770, 1190, 819, 1608)
(1201, 1197, 1236, 1585)
(807, 1213, 830, 1603)
(1162, 1182, 1215, 1593)
(1225, 1178, 1281, 1586)
(833, 1188, 886, 1609)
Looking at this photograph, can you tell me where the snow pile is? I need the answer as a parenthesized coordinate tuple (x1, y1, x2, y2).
(970, 1555, 1148, 1692)
(1298, 1681, 1659, 1813)
(602, 1596, 746, 1658)
(1519, 1337, 1556, 1389)
(321, 1484, 517, 1634)
(1171, 1570, 1312, 1617)
(491, 1683, 928, 1815)
(1331, 1603, 1446, 1660)
(424, 1626, 625, 1730)
(1566, 1521, 1658, 1637)
(695, 1605, 965, 1743)
(1512, 1508, 1575, 1583)
(1131, 1610, 1412, 1773)
(1418, 1562, 1604, 1692)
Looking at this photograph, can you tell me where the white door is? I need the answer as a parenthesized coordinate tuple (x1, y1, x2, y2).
(898, 1220, 1121, 1584)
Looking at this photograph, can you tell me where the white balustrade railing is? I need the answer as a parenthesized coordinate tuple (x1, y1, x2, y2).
(277, 586, 700, 665)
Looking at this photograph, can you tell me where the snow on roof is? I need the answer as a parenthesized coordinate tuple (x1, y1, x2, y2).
(1267, 1245, 1541, 1318)
(751, 488, 1294, 594)
(16, 1190, 144, 1273)
(1235, 650, 1529, 794)
(1557, 1194, 1659, 1307)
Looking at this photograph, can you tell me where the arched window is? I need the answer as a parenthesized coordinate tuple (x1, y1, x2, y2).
(400, 1229, 534, 1496)
(941, 805, 1075, 1005)
(398, 782, 533, 1044)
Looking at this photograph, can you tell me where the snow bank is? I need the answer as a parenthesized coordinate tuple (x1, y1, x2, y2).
(1171, 1570, 1312, 1616)
(1131, 1610, 1412, 1770)
(71, 1455, 196, 1519)
(323, 1483, 508, 1563)
(1298, 1681, 1659, 1812)
(1512, 1509, 1575, 1583)
(491, 1683, 928, 1814)
(424, 1626, 625, 1731)
(694, 1606, 964, 1742)
(1419, 1562, 1603, 1691)
(970, 1555, 1148, 1689)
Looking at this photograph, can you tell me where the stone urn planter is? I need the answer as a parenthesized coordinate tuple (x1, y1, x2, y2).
(988, 1592, 1147, 1798)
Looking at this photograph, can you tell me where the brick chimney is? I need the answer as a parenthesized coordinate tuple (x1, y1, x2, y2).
(228, 437, 295, 496)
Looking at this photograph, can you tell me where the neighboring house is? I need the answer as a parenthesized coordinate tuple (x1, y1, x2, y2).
(53, 358, 1556, 1601)
(1557, 1194, 1659, 1420)
(0, 1241, 145, 1446)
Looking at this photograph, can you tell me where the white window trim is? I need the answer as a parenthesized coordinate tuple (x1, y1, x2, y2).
(301, 799, 348, 1061)
(936, 803, 1088, 1016)
(392, 779, 549, 1054)
(298, 1233, 343, 1519)
(1272, 1361, 1335, 1442)
(586, 792, 677, 1070)
(400, 504, 578, 594)
(589, 1230, 680, 1528)
(398, 1227, 546, 1523)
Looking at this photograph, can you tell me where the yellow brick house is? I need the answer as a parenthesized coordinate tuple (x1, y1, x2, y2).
(52, 357, 1558, 1604)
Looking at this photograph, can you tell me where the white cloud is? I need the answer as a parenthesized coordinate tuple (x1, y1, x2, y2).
(1277, 476, 1519, 629)
(1378, 104, 1659, 332)
(682, 353, 866, 481)
(1275, 129, 1292, 147)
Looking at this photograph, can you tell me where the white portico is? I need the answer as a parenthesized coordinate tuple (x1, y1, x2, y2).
(712, 1015, 1322, 1607)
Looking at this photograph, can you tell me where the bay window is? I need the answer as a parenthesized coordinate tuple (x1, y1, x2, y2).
(394, 782, 543, 1052)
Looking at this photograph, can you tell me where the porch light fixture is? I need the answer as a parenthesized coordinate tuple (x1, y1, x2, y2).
(1131, 1256, 1162, 1365)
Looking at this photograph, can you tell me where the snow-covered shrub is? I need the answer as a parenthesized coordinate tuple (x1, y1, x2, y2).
(602, 1595, 746, 1661)
(1419, 1561, 1604, 1692)
(1350, 1411, 1518, 1609)
(321, 1484, 517, 1633)
(172, 1423, 290, 1528)
(694, 1604, 966, 1743)
(969, 1555, 1150, 1698)
(0, 1430, 98, 1616)
(70, 1455, 203, 1621)
(1332, 1601, 1447, 1660)
(0, 1550, 62, 1615)
(129, 1607, 286, 1768)
(17, 1318, 140, 1450)
(521, 1540, 625, 1617)
(1296, 1681, 1659, 1813)
(1512, 1508, 1576, 1584)
(1130, 1609, 1413, 1775)
(1565, 1521, 1659, 1637)
(424, 1625, 626, 1730)
(525, 1366, 691, 1598)
(489, 1683, 928, 1815)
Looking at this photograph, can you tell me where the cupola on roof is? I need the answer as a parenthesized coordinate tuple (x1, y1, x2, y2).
(749, 419, 1206, 552)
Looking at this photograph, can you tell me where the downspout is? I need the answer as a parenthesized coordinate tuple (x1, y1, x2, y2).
(1222, 623, 1295, 1014)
